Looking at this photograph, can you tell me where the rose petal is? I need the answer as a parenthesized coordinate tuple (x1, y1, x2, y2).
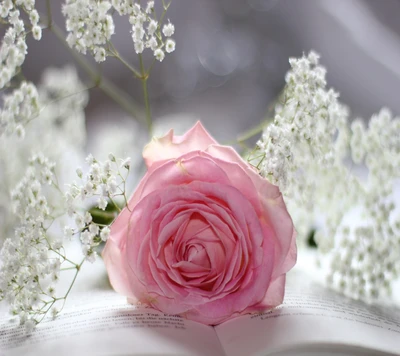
(102, 238, 135, 299)
(143, 121, 217, 168)
(260, 192, 297, 278)
(257, 275, 286, 308)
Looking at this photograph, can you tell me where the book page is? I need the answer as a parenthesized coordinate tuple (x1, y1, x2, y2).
(215, 272, 400, 356)
(0, 290, 224, 356)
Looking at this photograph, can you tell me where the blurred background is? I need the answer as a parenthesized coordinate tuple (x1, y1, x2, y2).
(26, 0, 400, 144)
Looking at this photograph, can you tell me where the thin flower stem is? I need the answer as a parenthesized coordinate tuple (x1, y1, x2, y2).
(139, 54, 152, 135)
(46, 0, 52, 28)
(108, 42, 141, 78)
(108, 195, 122, 213)
(61, 259, 85, 301)
(154, 1, 171, 45)
(113, 54, 142, 78)
(60, 266, 78, 271)
(146, 57, 157, 75)
(48, 24, 143, 124)
(222, 120, 270, 146)
(34, 258, 84, 323)
(36, 301, 55, 323)
(161, 1, 171, 17)
(51, 248, 79, 267)
(122, 184, 129, 209)
(236, 120, 269, 143)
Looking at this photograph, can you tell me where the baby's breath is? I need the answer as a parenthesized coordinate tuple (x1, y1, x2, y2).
(0, 66, 88, 243)
(0, 150, 133, 328)
(0, 154, 64, 329)
(63, 0, 176, 62)
(0, 1, 41, 89)
(256, 52, 400, 302)
(63, 0, 114, 62)
(0, 81, 40, 137)
(65, 154, 131, 262)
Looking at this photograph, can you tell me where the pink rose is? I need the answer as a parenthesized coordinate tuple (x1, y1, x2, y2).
(103, 122, 296, 325)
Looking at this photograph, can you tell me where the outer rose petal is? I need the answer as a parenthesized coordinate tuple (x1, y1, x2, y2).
(143, 121, 217, 168)
(102, 237, 135, 300)
(257, 275, 286, 308)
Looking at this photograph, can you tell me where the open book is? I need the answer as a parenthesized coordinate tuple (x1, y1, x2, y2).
(1, 270, 400, 356)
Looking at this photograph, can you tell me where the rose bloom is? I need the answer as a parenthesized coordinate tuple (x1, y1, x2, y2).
(103, 122, 296, 325)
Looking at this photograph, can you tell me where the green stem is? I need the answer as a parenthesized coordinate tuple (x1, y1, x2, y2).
(51, 248, 80, 267)
(49, 24, 143, 124)
(114, 54, 141, 78)
(60, 266, 78, 271)
(62, 259, 85, 301)
(89, 209, 118, 220)
(46, 0, 52, 29)
(160, 1, 171, 20)
(236, 120, 269, 143)
(139, 54, 152, 135)
(108, 41, 141, 78)
(108, 195, 122, 213)
(146, 58, 157, 75)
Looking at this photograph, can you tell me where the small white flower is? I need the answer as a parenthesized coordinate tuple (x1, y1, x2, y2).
(89, 223, 99, 236)
(64, 226, 74, 239)
(108, 153, 116, 162)
(84, 211, 92, 224)
(134, 40, 144, 54)
(145, 1, 154, 14)
(75, 214, 85, 230)
(86, 154, 95, 165)
(162, 21, 175, 37)
(107, 178, 117, 195)
(154, 48, 165, 62)
(84, 181, 94, 196)
(15, 124, 25, 139)
(97, 196, 107, 210)
(147, 36, 158, 51)
(29, 9, 39, 25)
(100, 226, 110, 241)
(80, 230, 92, 245)
(94, 46, 106, 63)
(165, 38, 175, 53)
(32, 25, 42, 41)
(76, 167, 83, 178)
(121, 157, 131, 170)
(147, 20, 158, 36)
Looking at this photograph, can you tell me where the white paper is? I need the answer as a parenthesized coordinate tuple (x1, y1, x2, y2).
(215, 277, 400, 356)
(0, 290, 224, 356)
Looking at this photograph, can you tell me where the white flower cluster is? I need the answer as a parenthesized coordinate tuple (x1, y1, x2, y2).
(0, 66, 88, 244)
(327, 209, 400, 301)
(38, 66, 88, 151)
(63, 0, 114, 63)
(256, 52, 400, 302)
(257, 51, 347, 190)
(64, 154, 131, 262)
(325, 108, 400, 301)
(256, 52, 356, 245)
(63, 0, 176, 62)
(112, 0, 175, 60)
(0, 81, 39, 137)
(0, 0, 41, 89)
(0, 154, 63, 327)
(0, 147, 132, 328)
